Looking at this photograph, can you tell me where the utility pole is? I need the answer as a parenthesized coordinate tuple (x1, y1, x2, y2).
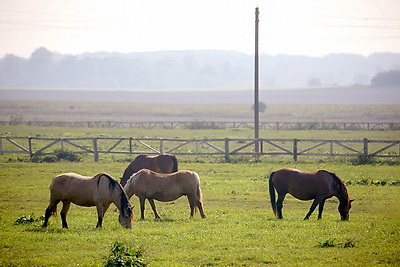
(254, 7, 260, 160)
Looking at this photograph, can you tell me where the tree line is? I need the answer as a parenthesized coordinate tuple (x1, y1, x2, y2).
(0, 47, 399, 89)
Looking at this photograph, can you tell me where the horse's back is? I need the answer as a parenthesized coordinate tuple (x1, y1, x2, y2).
(140, 169, 198, 184)
(272, 168, 331, 184)
(156, 153, 178, 172)
(133, 169, 199, 195)
(51, 173, 91, 188)
(49, 173, 100, 205)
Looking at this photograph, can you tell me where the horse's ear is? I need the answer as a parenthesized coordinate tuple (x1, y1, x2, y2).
(350, 199, 355, 202)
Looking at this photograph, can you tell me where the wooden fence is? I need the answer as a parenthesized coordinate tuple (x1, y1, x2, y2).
(1, 136, 399, 162)
(1, 120, 399, 131)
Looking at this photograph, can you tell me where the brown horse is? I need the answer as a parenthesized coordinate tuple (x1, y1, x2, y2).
(42, 172, 133, 229)
(120, 153, 178, 186)
(269, 168, 354, 220)
(124, 169, 206, 220)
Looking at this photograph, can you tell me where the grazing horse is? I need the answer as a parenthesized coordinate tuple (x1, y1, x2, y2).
(42, 172, 133, 229)
(120, 154, 178, 186)
(124, 169, 206, 220)
(269, 168, 354, 220)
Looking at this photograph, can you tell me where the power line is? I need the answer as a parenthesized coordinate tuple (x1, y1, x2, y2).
(292, 13, 400, 22)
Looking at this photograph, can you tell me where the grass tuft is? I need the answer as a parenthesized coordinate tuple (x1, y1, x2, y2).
(318, 238, 337, 248)
(15, 214, 44, 225)
(104, 241, 147, 267)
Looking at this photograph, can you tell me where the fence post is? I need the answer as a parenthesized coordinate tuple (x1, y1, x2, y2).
(363, 138, 368, 158)
(293, 139, 298, 161)
(0, 137, 2, 154)
(28, 137, 33, 158)
(160, 139, 164, 154)
(224, 138, 230, 162)
(93, 138, 99, 162)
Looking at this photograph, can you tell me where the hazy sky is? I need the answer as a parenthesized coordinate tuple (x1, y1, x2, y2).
(1, 0, 399, 58)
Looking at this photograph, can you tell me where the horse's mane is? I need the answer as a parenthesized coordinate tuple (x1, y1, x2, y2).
(324, 170, 349, 199)
(95, 173, 117, 190)
(95, 173, 132, 214)
(125, 170, 145, 189)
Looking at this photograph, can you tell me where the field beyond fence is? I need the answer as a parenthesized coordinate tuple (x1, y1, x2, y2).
(1, 120, 400, 131)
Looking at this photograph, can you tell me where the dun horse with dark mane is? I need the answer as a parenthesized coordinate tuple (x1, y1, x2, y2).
(269, 168, 353, 220)
(42, 172, 133, 228)
(120, 153, 178, 186)
(124, 169, 206, 220)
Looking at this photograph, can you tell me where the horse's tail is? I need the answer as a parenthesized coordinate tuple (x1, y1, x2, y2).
(269, 171, 277, 218)
(194, 172, 202, 214)
(171, 155, 178, 172)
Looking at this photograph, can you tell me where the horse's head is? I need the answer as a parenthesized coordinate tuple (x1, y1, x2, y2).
(119, 203, 133, 229)
(338, 199, 354, 220)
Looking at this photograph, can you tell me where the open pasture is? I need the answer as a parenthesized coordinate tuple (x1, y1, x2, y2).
(0, 120, 399, 265)
(1, 101, 400, 123)
(1, 161, 399, 266)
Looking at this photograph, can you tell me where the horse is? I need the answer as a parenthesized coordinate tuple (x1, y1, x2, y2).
(42, 172, 133, 229)
(269, 168, 354, 220)
(124, 169, 206, 220)
(120, 153, 178, 186)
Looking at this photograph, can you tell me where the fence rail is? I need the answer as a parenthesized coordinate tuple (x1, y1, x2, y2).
(1, 136, 399, 162)
(1, 121, 399, 131)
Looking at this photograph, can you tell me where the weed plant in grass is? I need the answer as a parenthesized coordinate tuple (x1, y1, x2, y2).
(0, 161, 399, 266)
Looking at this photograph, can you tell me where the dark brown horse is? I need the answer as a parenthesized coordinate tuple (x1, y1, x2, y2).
(269, 168, 354, 220)
(42, 172, 133, 229)
(124, 169, 206, 220)
(120, 154, 178, 186)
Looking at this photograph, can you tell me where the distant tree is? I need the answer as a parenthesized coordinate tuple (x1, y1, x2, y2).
(371, 70, 400, 87)
(252, 101, 267, 113)
(28, 47, 54, 86)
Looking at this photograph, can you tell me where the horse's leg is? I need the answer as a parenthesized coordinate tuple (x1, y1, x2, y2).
(95, 203, 110, 228)
(276, 193, 286, 219)
(42, 200, 59, 227)
(317, 199, 326, 220)
(138, 195, 146, 220)
(187, 195, 206, 218)
(187, 196, 195, 217)
(60, 200, 71, 228)
(147, 199, 161, 219)
(304, 197, 323, 220)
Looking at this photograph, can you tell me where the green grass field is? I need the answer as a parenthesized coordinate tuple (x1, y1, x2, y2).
(0, 121, 400, 266)
(1, 161, 400, 266)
